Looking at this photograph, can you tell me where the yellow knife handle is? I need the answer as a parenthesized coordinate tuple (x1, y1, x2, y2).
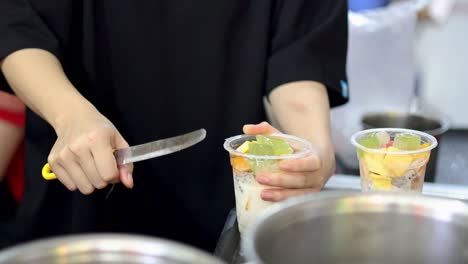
(42, 163, 57, 180)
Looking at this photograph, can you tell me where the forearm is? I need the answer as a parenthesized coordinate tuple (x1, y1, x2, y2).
(0, 48, 95, 130)
(269, 81, 333, 153)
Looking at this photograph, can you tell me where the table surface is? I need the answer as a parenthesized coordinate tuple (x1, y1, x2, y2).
(214, 174, 468, 264)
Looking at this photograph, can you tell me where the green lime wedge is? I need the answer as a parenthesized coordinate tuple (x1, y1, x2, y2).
(358, 134, 380, 149)
(249, 159, 275, 175)
(356, 134, 380, 158)
(249, 142, 274, 156)
(248, 142, 275, 175)
(394, 133, 421, 150)
(255, 135, 294, 155)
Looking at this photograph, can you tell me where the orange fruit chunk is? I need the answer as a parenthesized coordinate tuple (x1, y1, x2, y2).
(231, 156, 250, 172)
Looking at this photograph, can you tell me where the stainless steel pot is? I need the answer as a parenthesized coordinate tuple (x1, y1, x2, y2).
(243, 192, 468, 264)
(0, 234, 225, 264)
(362, 111, 450, 182)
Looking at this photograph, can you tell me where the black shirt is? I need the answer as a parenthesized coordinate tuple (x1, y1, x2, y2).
(0, 0, 348, 251)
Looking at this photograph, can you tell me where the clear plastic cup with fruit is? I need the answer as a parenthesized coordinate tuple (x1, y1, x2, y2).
(351, 128, 438, 192)
(224, 134, 312, 235)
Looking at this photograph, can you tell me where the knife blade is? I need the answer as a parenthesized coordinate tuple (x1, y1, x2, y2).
(114, 128, 206, 164)
(42, 128, 207, 180)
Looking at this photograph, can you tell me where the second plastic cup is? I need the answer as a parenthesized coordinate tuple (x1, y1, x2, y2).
(351, 128, 438, 192)
(224, 134, 312, 235)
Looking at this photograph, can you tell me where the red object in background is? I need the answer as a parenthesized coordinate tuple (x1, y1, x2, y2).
(0, 92, 25, 204)
(5, 141, 24, 203)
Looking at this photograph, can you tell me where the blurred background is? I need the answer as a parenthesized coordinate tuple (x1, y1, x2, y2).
(333, 0, 468, 184)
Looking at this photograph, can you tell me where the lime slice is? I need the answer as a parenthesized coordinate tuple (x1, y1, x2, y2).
(248, 142, 275, 175)
(255, 135, 294, 155)
(394, 133, 421, 151)
(249, 142, 274, 156)
(356, 134, 380, 158)
(358, 134, 380, 149)
(249, 159, 275, 175)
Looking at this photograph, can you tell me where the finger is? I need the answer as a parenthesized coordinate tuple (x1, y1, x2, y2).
(261, 188, 320, 202)
(279, 155, 321, 172)
(61, 160, 95, 195)
(48, 162, 76, 191)
(119, 164, 134, 189)
(58, 149, 95, 195)
(114, 132, 134, 189)
(243, 121, 280, 135)
(68, 143, 107, 189)
(257, 172, 320, 188)
(89, 132, 119, 184)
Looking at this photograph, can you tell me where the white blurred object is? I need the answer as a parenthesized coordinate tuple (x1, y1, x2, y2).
(416, 0, 468, 128)
(332, 0, 427, 169)
(427, 0, 456, 23)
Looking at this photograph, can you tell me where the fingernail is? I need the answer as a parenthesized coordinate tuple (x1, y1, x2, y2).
(262, 191, 274, 200)
(243, 124, 253, 130)
(127, 172, 133, 187)
(257, 176, 270, 184)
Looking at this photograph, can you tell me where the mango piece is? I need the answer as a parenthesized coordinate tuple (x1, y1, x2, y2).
(236, 141, 251, 153)
(410, 152, 430, 169)
(363, 152, 390, 176)
(419, 142, 431, 149)
(370, 173, 392, 190)
(231, 156, 250, 172)
(387, 146, 402, 152)
(382, 153, 413, 177)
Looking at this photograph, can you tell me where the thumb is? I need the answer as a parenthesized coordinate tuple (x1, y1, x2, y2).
(243, 121, 280, 135)
(114, 132, 134, 189)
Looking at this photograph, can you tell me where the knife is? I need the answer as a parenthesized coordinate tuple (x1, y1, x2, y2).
(42, 128, 207, 180)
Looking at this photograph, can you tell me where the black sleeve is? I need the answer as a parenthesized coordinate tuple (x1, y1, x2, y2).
(0, 0, 62, 93)
(267, 0, 349, 108)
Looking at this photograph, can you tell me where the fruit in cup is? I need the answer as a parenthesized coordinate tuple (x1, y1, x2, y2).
(232, 135, 294, 174)
(357, 131, 431, 191)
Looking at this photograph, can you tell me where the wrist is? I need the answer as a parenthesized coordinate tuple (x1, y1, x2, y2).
(51, 97, 97, 132)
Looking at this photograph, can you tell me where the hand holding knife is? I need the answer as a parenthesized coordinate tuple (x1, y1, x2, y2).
(42, 129, 207, 180)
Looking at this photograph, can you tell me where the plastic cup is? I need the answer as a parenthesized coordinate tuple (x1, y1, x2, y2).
(351, 128, 438, 192)
(223, 134, 312, 235)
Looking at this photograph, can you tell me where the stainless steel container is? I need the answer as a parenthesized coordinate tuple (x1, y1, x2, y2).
(0, 234, 225, 264)
(362, 112, 449, 182)
(243, 192, 468, 264)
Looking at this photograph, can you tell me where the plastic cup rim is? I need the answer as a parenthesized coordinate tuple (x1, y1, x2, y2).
(223, 133, 312, 160)
(350, 128, 438, 155)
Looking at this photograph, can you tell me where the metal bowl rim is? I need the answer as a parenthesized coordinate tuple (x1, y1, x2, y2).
(0, 233, 223, 263)
(241, 191, 468, 263)
(361, 111, 451, 136)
